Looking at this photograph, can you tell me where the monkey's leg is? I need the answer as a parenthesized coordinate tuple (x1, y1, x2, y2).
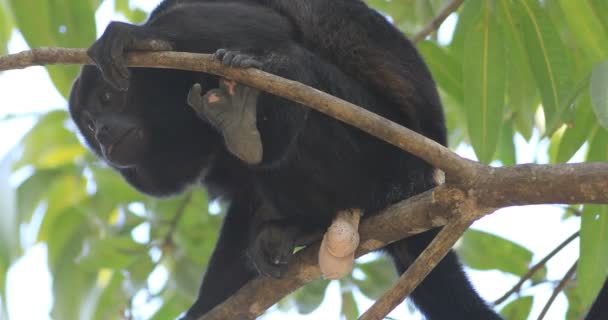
(188, 79, 263, 164)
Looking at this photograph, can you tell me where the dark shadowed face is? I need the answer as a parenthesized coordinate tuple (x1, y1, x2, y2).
(68, 65, 221, 196)
(70, 67, 148, 168)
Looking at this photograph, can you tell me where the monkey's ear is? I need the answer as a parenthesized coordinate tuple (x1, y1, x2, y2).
(68, 77, 82, 110)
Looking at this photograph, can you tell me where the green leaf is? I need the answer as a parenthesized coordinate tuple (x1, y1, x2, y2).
(115, 0, 147, 23)
(587, 127, 608, 161)
(293, 279, 330, 314)
(556, 93, 597, 163)
(15, 110, 84, 169)
(590, 0, 608, 33)
(16, 168, 69, 223)
(450, 0, 483, 59)
(0, 154, 18, 309)
(88, 271, 129, 320)
(508, 61, 537, 141)
(590, 61, 608, 129)
(352, 255, 396, 300)
(49, 223, 96, 320)
(499, 296, 533, 320)
(0, 1, 13, 55)
(496, 120, 516, 166)
(577, 205, 608, 305)
(150, 293, 191, 320)
(90, 166, 147, 205)
(457, 229, 541, 278)
(463, 5, 506, 163)
(123, 254, 155, 294)
(46, 208, 87, 267)
(172, 255, 205, 299)
(564, 284, 588, 320)
(559, 0, 608, 62)
(341, 290, 359, 320)
(514, 0, 574, 132)
(498, 0, 538, 141)
(417, 40, 463, 103)
(37, 173, 88, 244)
(77, 236, 147, 270)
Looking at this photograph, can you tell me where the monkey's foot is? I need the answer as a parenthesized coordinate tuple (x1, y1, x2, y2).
(249, 222, 297, 278)
(213, 49, 264, 68)
(187, 79, 263, 164)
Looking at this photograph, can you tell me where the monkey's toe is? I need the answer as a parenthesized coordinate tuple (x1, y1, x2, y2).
(213, 49, 263, 68)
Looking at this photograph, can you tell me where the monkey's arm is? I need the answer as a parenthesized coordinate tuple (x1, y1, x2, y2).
(88, 2, 293, 90)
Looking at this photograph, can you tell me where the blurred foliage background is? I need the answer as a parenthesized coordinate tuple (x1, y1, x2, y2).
(0, 0, 607, 319)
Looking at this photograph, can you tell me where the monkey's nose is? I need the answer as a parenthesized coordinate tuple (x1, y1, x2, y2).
(94, 124, 112, 145)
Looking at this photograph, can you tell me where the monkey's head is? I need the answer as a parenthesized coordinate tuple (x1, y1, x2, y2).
(69, 65, 222, 196)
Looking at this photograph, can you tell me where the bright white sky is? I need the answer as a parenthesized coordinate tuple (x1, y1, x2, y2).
(0, 1, 582, 319)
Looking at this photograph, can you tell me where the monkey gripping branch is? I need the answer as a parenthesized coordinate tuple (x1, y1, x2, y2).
(1, 48, 608, 320)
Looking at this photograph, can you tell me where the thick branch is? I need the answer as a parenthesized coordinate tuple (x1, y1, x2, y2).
(198, 188, 464, 320)
(201, 161, 608, 319)
(476, 163, 608, 207)
(0, 48, 477, 180)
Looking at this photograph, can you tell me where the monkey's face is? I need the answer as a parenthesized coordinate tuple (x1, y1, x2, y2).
(70, 70, 147, 168)
(69, 66, 220, 196)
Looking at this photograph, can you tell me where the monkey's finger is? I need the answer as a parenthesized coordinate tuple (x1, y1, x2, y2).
(187, 83, 203, 109)
(232, 56, 263, 69)
(202, 88, 230, 107)
(221, 51, 237, 66)
(212, 48, 228, 61)
(110, 64, 130, 91)
(109, 40, 131, 86)
(192, 88, 231, 122)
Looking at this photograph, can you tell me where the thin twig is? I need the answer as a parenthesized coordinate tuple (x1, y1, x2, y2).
(565, 206, 583, 217)
(494, 231, 580, 305)
(0, 48, 478, 180)
(413, 0, 465, 42)
(358, 219, 474, 320)
(537, 261, 577, 320)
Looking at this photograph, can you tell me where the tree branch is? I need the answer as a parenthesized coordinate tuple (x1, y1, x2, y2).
(198, 188, 461, 320)
(0, 48, 478, 181)
(359, 219, 475, 320)
(537, 261, 577, 320)
(493, 231, 580, 305)
(412, 0, 465, 43)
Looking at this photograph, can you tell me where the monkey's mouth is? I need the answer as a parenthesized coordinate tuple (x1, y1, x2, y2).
(101, 128, 147, 168)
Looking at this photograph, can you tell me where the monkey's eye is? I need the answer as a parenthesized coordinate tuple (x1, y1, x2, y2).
(86, 119, 95, 132)
(82, 112, 95, 132)
(99, 91, 112, 105)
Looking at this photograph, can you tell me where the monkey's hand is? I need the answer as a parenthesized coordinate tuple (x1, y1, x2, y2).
(188, 79, 263, 164)
(87, 21, 173, 91)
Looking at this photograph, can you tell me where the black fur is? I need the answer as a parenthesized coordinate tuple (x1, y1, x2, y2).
(69, 1, 501, 319)
(586, 277, 608, 320)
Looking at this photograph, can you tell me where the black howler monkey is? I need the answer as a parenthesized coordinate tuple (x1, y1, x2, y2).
(69, 1, 502, 319)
